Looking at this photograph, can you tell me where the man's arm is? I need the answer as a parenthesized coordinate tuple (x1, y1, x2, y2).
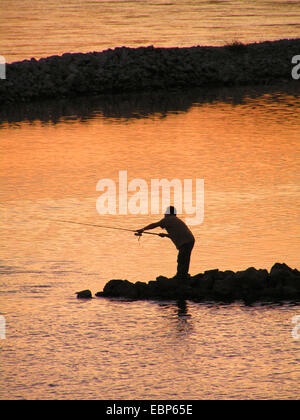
(136, 221, 161, 233)
(136, 221, 171, 238)
(158, 233, 170, 238)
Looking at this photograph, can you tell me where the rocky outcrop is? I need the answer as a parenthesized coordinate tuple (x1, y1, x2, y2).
(76, 289, 92, 299)
(95, 263, 300, 304)
(1, 38, 300, 104)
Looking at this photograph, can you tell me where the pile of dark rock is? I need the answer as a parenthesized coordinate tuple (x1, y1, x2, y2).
(1, 38, 300, 104)
(76, 263, 300, 304)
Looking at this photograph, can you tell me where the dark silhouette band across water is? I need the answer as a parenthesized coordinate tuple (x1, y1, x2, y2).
(76, 262, 300, 305)
(1, 38, 300, 105)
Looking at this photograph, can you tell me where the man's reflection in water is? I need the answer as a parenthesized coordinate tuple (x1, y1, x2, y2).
(158, 300, 193, 338)
(176, 299, 189, 317)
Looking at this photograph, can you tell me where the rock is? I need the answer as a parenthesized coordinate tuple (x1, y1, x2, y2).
(269, 262, 300, 294)
(76, 289, 92, 299)
(95, 263, 300, 304)
(189, 272, 204, 287)
(213, 271, 238, 300)
(197, 269, 219, 291)
(155, 275, 180, 290)
(134, 281, 149, 298)
(102, 279, 137, 299)
(235, 267, 269, 291)
(270, 262, 294, 275)
(1, 39, 300, 104)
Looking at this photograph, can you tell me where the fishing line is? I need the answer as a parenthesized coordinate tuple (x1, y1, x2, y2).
(40, 218, 161, 238)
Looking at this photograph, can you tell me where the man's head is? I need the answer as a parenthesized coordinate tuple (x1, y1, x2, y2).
(165, 206, 177, 216)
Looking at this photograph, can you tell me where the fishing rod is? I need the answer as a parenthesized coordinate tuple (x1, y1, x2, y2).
(42, 218, 162, 237)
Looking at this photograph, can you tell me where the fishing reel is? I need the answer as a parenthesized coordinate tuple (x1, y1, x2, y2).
(134, 231, 142, 241)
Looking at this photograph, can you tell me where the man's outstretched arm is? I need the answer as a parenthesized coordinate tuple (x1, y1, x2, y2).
(136, 221, 161, 233)
(136, 222, 171, 238)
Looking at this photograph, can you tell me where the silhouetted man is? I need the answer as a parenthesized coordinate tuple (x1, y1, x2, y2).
(136, 206, 195, 279)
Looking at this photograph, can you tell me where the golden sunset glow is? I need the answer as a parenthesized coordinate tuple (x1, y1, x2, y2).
(1, 0, 300, 402)
(2, 0, 300, 63)
(1, 92, 300, 282)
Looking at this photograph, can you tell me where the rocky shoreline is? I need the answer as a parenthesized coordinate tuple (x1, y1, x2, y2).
(1, 38, 300, 104)
(76, 263, 300, 304)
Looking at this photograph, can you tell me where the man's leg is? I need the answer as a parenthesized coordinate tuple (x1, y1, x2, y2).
(176, 241, 194, 279)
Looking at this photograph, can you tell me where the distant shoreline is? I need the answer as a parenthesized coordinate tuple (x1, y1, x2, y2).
(1, 38, 300, 104)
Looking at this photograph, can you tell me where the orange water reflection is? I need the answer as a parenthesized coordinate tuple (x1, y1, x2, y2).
(2, 0, 300, 63)
(1, 91, 300, 283)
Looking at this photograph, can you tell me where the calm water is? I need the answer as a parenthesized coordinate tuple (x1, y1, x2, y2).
(1, 0, 300, 401)
(1, 87, 300, 400)
(1, 0, 300, 63)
